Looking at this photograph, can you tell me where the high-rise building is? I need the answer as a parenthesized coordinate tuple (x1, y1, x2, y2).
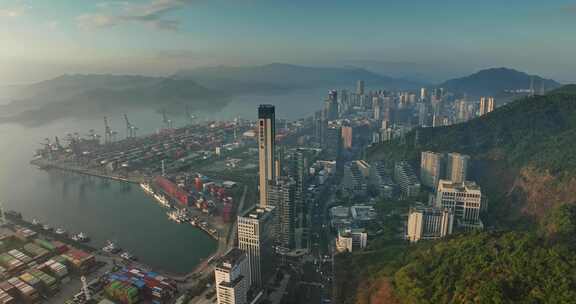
(479, 97, 495, 116)
(435, 180, 482, 229)
(456, 100, 470, 123)
(324, 123, 342, 160)
(420, 87, 427, 101)
(267, 177, 296, 249)
(258, 105, 276, 207)
(324, 90, 339, 121)
(237, 206, 275, 289)
(406, 206, 454, 243)
(356, 80, 365, 95)
(446, 153, 469, 183)
(420, 151, 444, 189)
(393, 161, 421, 197)
(341, 126, 353, 150)
(215, 248, 250, 304)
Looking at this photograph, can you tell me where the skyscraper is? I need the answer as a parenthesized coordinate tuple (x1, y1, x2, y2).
(237, 206, 275, 289)
(324, 123, 342, 160)
(341, 125, 353, 150)
(267, 177, 296, 249)
(420, 87, 427, 101)
(446, 153, 470, 183)
(324, 90, 339, 121)
(420, 151, 444, 189)
(215, 248, 250, 304)
(479, 97, 495, 116)
(356, 80, 365, 95)
(258, 105, 276, 207)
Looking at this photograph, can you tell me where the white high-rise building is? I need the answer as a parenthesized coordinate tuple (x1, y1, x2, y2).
(420, 151, 444, 189)
(237, 206, 275, 289)
(215, 248, 250, 304)
(479, 97, 495, 116)
(406, 206, 454, 243)
(446, 153, 470, 183)
(435, 180, 483, 229)
(258, 105, 276, 207)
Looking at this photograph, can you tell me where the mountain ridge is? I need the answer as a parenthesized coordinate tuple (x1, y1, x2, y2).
(173, 63, 424, 93)
(438, 67, 561, 96)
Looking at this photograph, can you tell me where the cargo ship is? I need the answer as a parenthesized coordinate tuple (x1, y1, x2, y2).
(167, 209, 188, 223)
(153, 193, 171, 208)
(155, 176, 191, 206)
(140, 182, 154, 195)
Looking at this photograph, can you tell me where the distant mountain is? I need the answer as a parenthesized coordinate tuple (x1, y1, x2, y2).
(174, 63, 422, 93)
(2, 74, 163, 108)
(438, 67, 561, 96)
(342, 60, 467, 83)
(0, 75, 228, 125)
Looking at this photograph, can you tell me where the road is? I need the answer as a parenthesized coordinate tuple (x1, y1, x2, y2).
(304, 180, 336, 304)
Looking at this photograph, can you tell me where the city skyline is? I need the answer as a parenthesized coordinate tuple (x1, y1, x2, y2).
(1, 0, 576, 84)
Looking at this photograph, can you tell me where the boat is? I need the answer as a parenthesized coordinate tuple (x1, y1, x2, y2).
(55, 228, 67, 235)
(71, 232, 90, 243)
(140, 183, 154, 195)
(103, 240, 121, 254)
(120, 252, 137, 261)
(31, 219, 41, 226)
(154, 193, 171, 208)
(167, 211, 179, 223)
(42, 224, 53, 231)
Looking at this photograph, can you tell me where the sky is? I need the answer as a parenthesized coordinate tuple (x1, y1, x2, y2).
(0, 0, 575, 84)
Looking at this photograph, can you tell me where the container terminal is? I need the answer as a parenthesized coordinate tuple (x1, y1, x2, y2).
(0, 209, 234, 303)
(30, 116, 299, 242)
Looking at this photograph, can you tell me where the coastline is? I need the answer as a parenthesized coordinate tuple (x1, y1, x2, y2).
(26, 160, 240, 276)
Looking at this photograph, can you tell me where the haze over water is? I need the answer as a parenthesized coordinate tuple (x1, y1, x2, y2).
(0, 89, 325, 273)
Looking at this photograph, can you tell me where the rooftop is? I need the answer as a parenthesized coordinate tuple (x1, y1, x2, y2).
(241, 206, 275, 220)
(217, 248, 246, 270)
(438, 179, 481, 192)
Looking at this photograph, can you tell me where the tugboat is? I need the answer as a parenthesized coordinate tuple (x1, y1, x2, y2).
(120, 252, 137, 261)
(71, 232, 90, 243)
(102, 240, 121, 254)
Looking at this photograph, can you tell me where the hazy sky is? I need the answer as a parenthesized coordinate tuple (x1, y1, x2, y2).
(1, 0, 575, 84)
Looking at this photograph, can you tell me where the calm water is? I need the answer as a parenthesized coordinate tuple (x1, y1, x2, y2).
(0, 89, 325, 273)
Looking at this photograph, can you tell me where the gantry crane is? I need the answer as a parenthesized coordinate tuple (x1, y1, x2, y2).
(124, 114, 137, 138)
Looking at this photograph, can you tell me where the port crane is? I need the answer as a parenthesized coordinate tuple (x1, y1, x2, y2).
(104, 117, 113, 144)
(162, 110, 173, 129)
(185, 105, 196, 125)
(124, 114, 137, 138)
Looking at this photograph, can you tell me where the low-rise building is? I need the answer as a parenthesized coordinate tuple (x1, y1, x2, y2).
(336, 228, 367, 252)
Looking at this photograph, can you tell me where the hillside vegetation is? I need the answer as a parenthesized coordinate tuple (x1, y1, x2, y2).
(369, 85, 576, 226)
(394, 230, 576, 303)
(338, 86, 576, 304)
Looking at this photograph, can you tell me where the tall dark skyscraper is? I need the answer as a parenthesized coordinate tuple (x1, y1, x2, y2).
(324, 90, 339, 121)
(356, 80, 365, 95)
(258, 105, 276, 207)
